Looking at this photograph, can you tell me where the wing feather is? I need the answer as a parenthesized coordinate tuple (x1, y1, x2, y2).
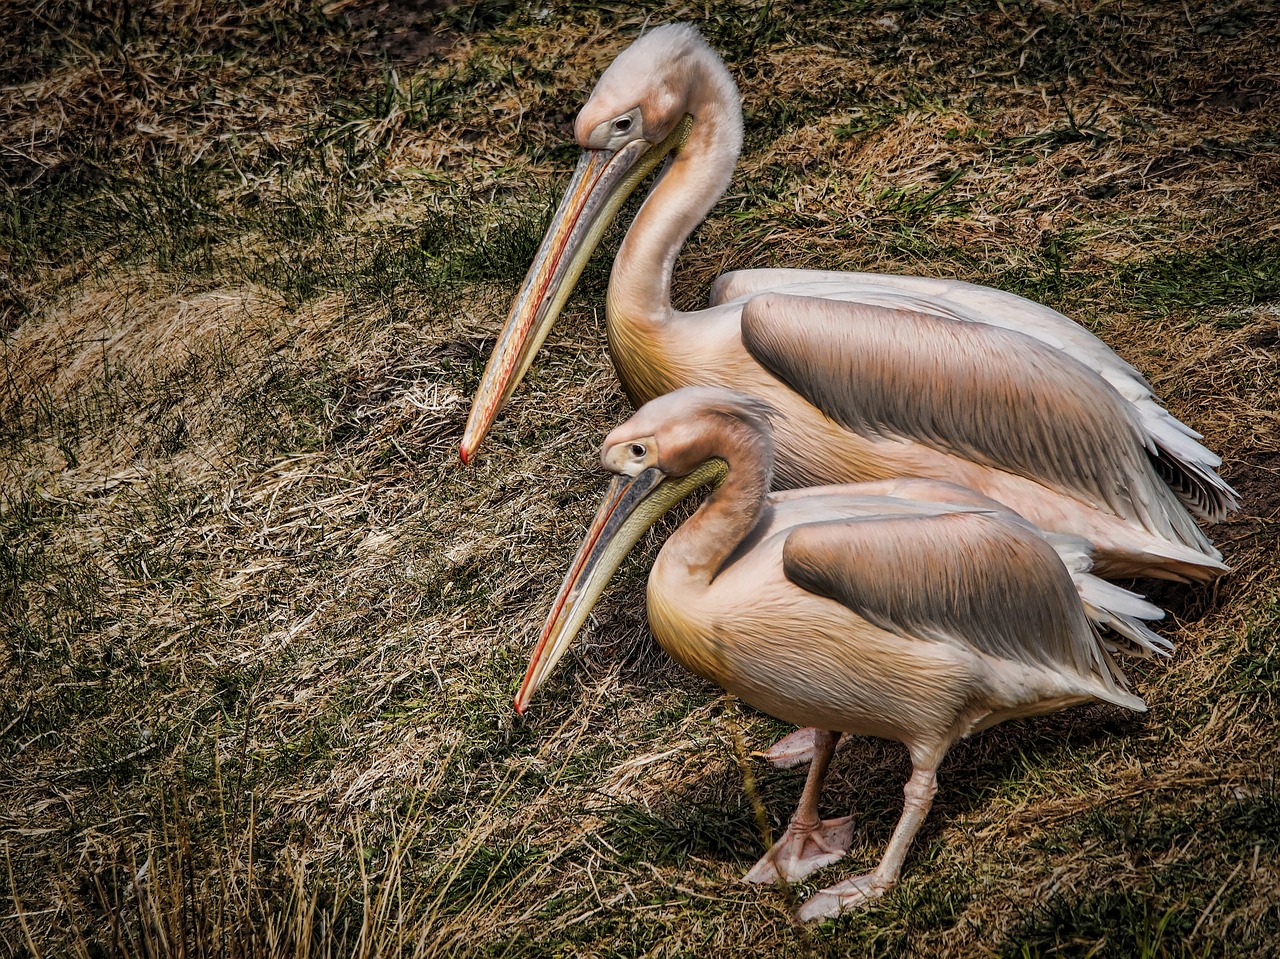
(717, 270, 1237, 520)
(742, 292, 1213, 550)
(781, 512, 1123, 692)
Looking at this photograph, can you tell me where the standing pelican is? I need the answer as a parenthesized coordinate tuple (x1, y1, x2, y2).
(516, 387, 1162, 920)
(461, 23, 1235, 582)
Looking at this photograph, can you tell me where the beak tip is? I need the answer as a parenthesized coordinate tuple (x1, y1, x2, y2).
(513, 695, 527, 715)
(459, 441, 472, 466)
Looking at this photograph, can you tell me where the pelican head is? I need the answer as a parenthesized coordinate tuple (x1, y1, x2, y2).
(460, 25, 742, 464)
(514, 388, 772, 711)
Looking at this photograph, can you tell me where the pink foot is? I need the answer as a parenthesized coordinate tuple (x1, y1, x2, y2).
(796, 874, 889, 921)
(741, 816, 855, 884)
(759, 728, 825, 769)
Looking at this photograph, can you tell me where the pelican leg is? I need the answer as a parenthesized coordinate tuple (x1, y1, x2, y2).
(742, 730, 853, 884)
(795, 766, 938, 921)
(760, 728, 846, 769)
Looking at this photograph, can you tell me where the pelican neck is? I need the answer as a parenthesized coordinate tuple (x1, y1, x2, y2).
(607, 86, 742, 328)
(662, 422, 772, 586)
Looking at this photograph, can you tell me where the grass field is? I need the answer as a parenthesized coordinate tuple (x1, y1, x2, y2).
(2, 1, 1278, 956)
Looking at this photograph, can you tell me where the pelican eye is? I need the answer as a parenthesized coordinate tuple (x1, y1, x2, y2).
(612, 115, 633, 133)
(629, 443, 647, 458)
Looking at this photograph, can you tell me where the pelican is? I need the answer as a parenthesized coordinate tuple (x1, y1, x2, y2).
(516, 387, 1165, 920)
(460, 23, 1236, 582)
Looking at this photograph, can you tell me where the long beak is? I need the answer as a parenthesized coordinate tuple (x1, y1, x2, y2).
(514, 457, 726, 713)
(459, 116, 694, 465)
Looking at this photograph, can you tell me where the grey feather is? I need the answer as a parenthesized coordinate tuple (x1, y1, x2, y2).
(1041, 532, 1172, 659)
(782, 512, 1122, 689)
(741, 292, 1216, 553)
(718, 270, 1238, 522)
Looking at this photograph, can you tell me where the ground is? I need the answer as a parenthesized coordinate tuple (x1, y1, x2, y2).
(1, 1, 1278, 956)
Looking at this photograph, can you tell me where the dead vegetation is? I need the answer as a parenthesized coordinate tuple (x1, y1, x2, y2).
(2, 1, 1278, 956)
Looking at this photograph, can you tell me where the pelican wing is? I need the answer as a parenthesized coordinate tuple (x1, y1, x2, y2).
(781, 511, 1136, 700)
(741, 292, 1213, 550)
(765, 485, 1170, 660)
(719, 271, 1236, 521)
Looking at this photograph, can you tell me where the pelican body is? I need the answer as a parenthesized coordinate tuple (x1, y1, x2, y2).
(517, 387, 1164, 920)
(461, 23, 1236, 581)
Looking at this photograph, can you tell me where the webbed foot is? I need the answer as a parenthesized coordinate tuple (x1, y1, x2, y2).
(758, 727, 827, 768)
(741, 815, 854, 884)
(795, 873, 889, 921)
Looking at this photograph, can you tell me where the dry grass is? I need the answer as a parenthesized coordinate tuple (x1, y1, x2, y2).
(3, 1, 1278, 956)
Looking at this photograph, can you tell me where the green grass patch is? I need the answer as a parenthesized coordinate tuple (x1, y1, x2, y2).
(1111, 242, 1280, 319)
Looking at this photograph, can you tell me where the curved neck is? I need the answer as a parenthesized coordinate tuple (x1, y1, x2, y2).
(663, 417, 772, 585)
(608, 67, 743, 326)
